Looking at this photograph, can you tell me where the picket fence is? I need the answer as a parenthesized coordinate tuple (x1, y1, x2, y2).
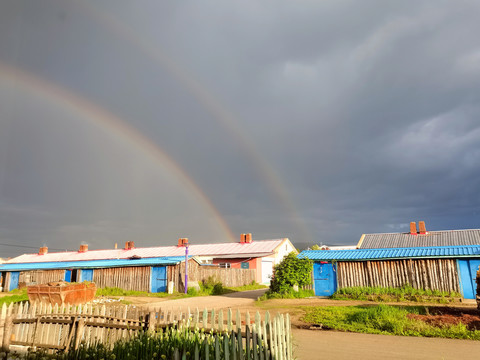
(0, 302, 292, 359)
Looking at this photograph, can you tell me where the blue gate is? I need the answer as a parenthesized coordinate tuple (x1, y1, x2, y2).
(9, 272, 20, 291)
(64, 269, 72, 282)
(458, 259, 480, 299)
(81, 269, 94, 282)
(150, 266, 167, 293)
(313, 262, 337, 296)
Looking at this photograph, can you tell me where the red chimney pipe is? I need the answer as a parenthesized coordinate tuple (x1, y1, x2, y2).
(410, 222, 417, 235)
(240, 234, 246, 243)
(177, 238, 188, 247)
(418, 221, 427, 235)
(245, 233, 253, 243)
(79, 244, 88, 253)
(38, 246, 48, 255)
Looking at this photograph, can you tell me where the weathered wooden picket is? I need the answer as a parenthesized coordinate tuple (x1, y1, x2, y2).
(0, 302, 292, 359)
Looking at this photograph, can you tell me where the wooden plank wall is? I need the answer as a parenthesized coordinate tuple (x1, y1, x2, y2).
(170, 261, 257, 291)
(19, 270, 65, 285)
(337, 259, 460, 292)
(92, 266, 151, 292)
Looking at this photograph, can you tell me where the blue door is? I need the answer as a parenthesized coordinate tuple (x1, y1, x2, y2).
(9, 272, 19, 291)
(150, 266, 167, 293)
(81, 269, 94, 282)
(458, 260, 480, 299)
(313, 262, 337, 296)
(65, 269, 72, 282)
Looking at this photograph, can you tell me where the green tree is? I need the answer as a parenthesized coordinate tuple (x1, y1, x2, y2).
(270, 252, 313, 294)
(311, 244, 321, 250)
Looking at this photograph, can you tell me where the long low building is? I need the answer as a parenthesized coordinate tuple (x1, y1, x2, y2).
(298, 224, 480, 299)
(1, 234, 295, 292)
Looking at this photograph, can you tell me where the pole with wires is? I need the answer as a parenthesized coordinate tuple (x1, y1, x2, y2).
(184, 244, 189, 294)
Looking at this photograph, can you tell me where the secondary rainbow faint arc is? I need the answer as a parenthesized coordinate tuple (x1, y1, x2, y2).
(0, 62, 236, 243)
(76, 2, 313, 243)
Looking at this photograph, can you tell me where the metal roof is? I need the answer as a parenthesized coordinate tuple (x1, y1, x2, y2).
(298, 245, 480, 261)
(0, 256, 189, 272)
(358, 229, 480, 249)
(5, 239, 287, 264)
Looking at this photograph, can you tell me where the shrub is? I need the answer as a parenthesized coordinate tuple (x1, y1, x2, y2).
(200, 276, 226, 295)
(269, 252, 312, 294)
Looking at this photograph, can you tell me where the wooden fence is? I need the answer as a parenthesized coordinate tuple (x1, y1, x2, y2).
(337, 259, 460, 292)
(92, 266, 152, 291)
(19, 270, 65, 287)
(171, 261, 257, 291)
(0, 302, 291, 359)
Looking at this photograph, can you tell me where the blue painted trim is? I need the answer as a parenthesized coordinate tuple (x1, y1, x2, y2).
(8, 272, 19, 291)
(298, 245, 480, 261)
(456, 259, 464, 298)
(0, 257, 187, 272)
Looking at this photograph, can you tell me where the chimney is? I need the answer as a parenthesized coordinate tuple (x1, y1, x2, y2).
(240, 234, 246, 243)
(124, 241, 135, 250)
(114, 243, 118, 249)
(79, 244, 88, 253)
(125, 241, 129, 250)
(418, 221, 427, 235)
(177, 238, 188, 247)
(410, 222, 417, 235)
(245, 233, 253, 243)
(38, 246, 48, 255)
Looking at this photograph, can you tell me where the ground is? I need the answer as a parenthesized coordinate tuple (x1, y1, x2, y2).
(102, 290, 480, 359)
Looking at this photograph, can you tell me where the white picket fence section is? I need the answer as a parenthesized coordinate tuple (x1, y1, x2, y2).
(0, 302, 292, 359)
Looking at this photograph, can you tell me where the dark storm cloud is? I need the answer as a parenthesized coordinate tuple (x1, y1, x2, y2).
(1, 0, 479, 255)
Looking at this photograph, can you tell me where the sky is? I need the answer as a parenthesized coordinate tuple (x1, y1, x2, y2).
(0, 0, 479, 257)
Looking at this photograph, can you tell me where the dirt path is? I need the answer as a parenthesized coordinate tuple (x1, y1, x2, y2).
(135, 289, 268, 312)
(293, 329, 480, 360)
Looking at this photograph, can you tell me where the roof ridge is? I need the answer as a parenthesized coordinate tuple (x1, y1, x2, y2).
(365, 228, 480, 236)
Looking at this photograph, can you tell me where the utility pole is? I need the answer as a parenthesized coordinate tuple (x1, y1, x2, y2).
(184, 244, 189, 294)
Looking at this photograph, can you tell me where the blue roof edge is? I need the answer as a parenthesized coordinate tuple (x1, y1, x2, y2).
(0, 256, 190, 271)
(297, 245, 480, 261)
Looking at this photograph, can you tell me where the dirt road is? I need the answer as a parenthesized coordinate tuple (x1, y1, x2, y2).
(293, 329, 480, 360)
(137, 288, 268, 312)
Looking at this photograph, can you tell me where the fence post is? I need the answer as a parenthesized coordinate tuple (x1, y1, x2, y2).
(1, 314, 13, 353)
(74, 318, 85, 350)
(148, 311, 156, 332)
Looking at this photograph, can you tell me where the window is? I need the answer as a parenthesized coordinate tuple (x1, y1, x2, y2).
(218, 263, 231, 268)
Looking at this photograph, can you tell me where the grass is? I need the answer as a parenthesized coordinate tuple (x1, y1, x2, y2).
(96, 281, 266, 299)
(332, 285, 461, 303)
(0, 288, 29, 306)
(96, 287, 184, 298)
(226, 283, 268, 292)
(302, 304, 480, 340)
(18, 325, 240, 359)
(257, 289, 315, 301)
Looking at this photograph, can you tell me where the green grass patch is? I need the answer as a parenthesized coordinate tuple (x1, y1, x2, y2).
(18, 325, 244, 359)
(96, 287, 184, 298)
(258, 289, 315, 301)
(96, 280, 266, 299)
(225, 282, 268, 292)
(303, 305, 480, 340)
(0, 288, 29, 306)
(332, 285, 461, 303)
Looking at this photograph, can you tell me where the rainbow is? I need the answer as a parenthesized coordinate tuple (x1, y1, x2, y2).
(0, 61, 236, 243)
(76, 2, 313, 243)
